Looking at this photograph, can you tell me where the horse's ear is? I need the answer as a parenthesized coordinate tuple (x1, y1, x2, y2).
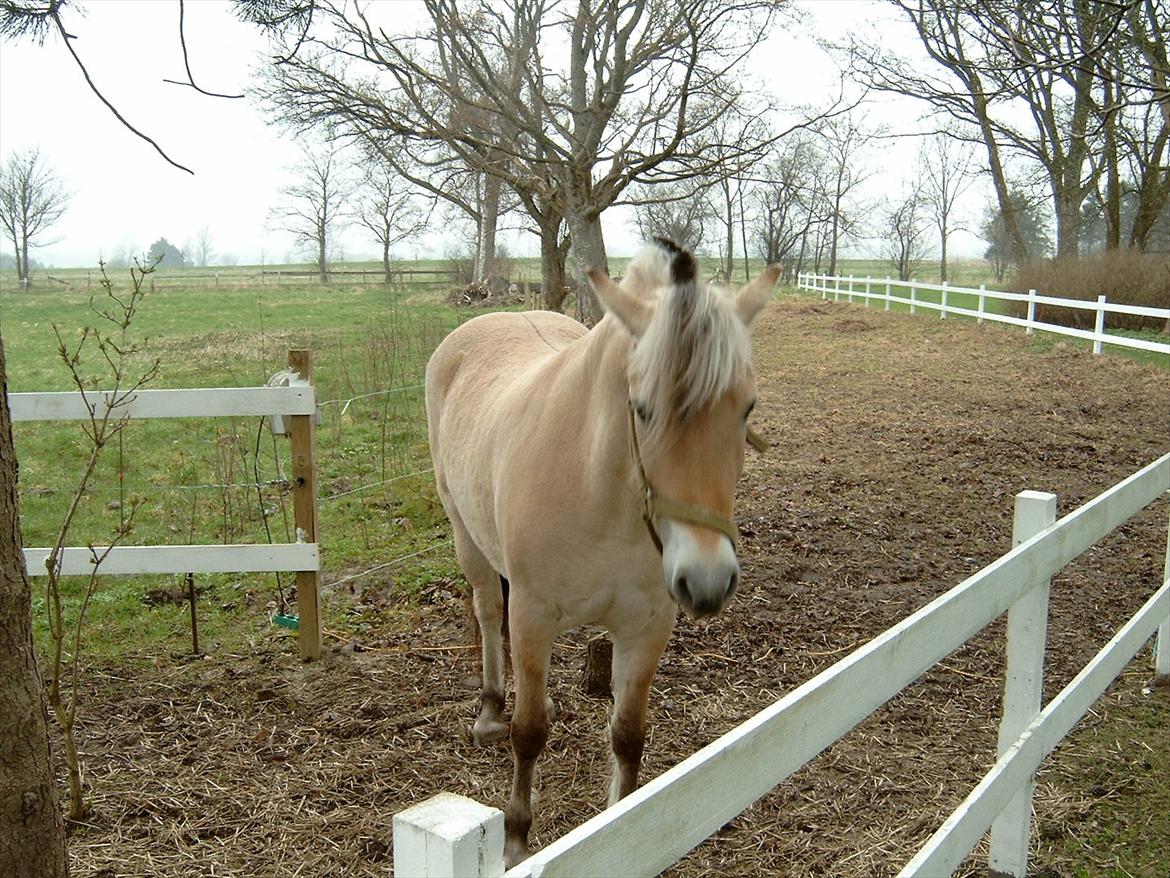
(586, 268, 653, 337)
(735, 264, 782, 324)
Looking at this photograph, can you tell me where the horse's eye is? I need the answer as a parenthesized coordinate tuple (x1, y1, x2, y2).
(634, 402, 651, 423)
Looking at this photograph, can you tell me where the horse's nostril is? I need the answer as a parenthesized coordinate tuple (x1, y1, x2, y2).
(727, 571, 739, 598)
(675, 575, 691, 606)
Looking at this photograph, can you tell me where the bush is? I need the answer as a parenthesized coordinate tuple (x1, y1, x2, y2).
(1007, 251, 1170, 333)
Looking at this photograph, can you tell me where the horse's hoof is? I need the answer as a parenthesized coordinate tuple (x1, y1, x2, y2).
(504, 839, 530, 869)
(471, 717, 509, 746)
(545, 695, 557, 721)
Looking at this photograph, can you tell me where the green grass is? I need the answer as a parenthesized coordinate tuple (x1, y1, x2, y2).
(3, 267, 476, 659)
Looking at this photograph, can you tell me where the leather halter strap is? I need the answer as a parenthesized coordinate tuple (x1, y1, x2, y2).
(627, 399, 767, 554)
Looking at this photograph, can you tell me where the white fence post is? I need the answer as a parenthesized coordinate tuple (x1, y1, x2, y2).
(848, 274, 855, 302)
(909, 280, 917, 315)
(978, 284, 986, 325)
(393, 793, 505, 878)
(1157, 515, 1170, 685)
(988, 491, 1058, 878)
(1026, 289, 1037, 335)
(834, 275, 841, 301)
(1093, 294, 1107, 354)
(940, 281, 948, 319)
(865, 276, 871, 307)
(885, 277, 892, 312)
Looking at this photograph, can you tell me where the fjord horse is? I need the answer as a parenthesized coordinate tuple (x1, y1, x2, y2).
(425, 238, 779, 865)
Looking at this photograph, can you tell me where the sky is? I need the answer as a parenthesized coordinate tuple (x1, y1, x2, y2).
(0, 0, 989, 269)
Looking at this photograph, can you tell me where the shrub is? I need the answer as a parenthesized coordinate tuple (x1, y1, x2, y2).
(1007, 251, 1170, 333)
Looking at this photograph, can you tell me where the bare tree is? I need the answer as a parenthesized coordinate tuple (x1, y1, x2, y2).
(194, 224, 214, 267)
(269, 144, 350, 283)
(255, 0, 782, 321)
(920, 133, 976, 282)
(883, 182, 930, 281)
(0, 339, 68, 876)
(0, 147, 70, 286)
(353, 162, 428, 284)
(750, 133, 826, 281)
(631, 179, 714, 255)
(816, 113, 876, 276)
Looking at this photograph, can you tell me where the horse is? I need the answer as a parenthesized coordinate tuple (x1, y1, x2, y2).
(424, 237, 779, 865)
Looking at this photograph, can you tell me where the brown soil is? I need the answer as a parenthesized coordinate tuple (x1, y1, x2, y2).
(63, 298, 1169, 877)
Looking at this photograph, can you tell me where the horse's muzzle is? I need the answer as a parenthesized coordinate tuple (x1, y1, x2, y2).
(661, 522, 740, 617)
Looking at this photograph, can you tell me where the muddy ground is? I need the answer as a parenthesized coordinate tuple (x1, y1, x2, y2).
(63, 298, 1169, 877)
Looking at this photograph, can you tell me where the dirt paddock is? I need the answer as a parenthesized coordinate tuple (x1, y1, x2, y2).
(65, 297, 1169, 877)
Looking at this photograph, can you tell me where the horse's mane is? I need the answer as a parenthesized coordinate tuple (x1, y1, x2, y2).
(626, 238, 751, 450)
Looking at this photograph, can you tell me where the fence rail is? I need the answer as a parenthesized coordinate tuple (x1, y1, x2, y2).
(796, 273, 1170, 356)
(394, 452, 1170, 877)
(13, 349, 324, 660)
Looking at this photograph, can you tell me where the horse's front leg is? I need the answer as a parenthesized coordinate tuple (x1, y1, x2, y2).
(608, 612, 676, 805)
(504, 605, 555, 868)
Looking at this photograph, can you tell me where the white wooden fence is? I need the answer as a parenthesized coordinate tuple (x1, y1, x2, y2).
(394, 453, 1170, 877)
(12, 349, 324, 659)
(796, 273, 1170, 357)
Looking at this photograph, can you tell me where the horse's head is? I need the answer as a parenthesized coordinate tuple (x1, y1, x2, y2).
(587, 238, 779, 618)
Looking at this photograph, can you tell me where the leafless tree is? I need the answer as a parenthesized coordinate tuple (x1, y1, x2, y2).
(630, 179, 714, 255)
(0, 147, 70, 285)
(750, 133, 827, 281)
(883, 182, 930, 281)
(193, 224, 214, 267)
(353, 162, 428, 284)
(269, 143, 350, 283)
(816, 113, 877, 276)
(254, 0, 782, 322)
(919, 133, 977, 282)
(847, 0, 1169, 259)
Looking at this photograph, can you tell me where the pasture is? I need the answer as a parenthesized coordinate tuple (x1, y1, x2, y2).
(2, 264, 1168, 876)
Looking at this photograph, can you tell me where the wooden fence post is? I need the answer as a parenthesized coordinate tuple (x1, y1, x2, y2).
(885, 277, 892, 312)
(909, 281, 917, 314)
(1026, 289, 1037, 335)
(288, 349, 322, 660)
(978, 284, 986, 324)
(940, 281, 948, 319)
(393, 793, 505, 877)
(988, 490, 1058, 878)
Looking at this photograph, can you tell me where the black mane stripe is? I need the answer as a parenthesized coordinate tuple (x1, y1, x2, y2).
(652, 236, 697, 285)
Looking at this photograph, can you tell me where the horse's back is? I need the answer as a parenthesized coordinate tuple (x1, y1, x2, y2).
(426, 310, 585, 411)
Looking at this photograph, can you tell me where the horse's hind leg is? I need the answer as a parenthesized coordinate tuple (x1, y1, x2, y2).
(451, 523, 509, 745)
(608, 612, 675, 805)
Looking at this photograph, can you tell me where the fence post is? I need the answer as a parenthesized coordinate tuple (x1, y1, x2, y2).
(848, 274, 855, 303)
(393, 793, 505, 877)
(885, 277, 892, 312)
(1026, 289, 1037, 335)
(1093, 294, 1107, 354)
(865, 276, 871, 307)
(978, 284, 986, 325)
(940, 281, 948, 319)
(1156, 515, 1170, 685)
(287, 349, 322, 661)
(988, 490, 1058, 878)
(909, 280, 917, 315)
(834, 275, 841, 302)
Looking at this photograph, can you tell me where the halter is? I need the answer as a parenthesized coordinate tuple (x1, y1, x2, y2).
(627, 399, 769, 554)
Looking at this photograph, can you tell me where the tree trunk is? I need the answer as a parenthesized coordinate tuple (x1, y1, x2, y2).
(0, 337, 69, 877)
(317, 226, 328, 285)
(382, 239, 392, 285)
(476, 174, 501, 282)
(540, 218, 568, 313)
(1054, 191, 1081, 258)
(566, 210, 607, 326)
(939, 221, 948, 283)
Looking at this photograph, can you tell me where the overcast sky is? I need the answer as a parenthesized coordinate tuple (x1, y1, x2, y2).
(0, 0, 988, 269)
